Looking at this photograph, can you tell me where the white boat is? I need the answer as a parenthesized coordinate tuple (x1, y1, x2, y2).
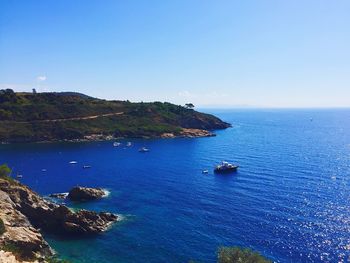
(126, 142, 132, 147)
(113, 142, 121, 147)
(41, 169, 47, 172)
(69, 161, 78, 164)
(83, 165, 91, 169)
(214, 161, 238, 174)
(139, 147, 150, 153)
(202, 170, 209, 174)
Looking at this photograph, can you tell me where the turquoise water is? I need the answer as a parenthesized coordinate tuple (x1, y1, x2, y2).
(1, 109, 350, 262)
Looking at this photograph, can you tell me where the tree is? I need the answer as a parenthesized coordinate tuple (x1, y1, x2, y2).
(218, 247, 271, 263)
(0, 164, 11, 178)
(185, 103, 195, 109)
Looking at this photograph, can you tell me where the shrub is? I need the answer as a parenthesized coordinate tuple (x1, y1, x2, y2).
(0, 164, 11, 178)
(0, 164, 15, 183)
(218, 247, 271, 263)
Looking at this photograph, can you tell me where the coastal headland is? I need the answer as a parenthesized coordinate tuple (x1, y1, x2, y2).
(0, 89, 231, 143)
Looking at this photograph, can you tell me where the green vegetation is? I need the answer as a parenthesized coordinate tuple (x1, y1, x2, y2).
(0, 90, 230, 143)
(0, 218, 5, 235)
(218, 247, 271, 263)
(0, 164, 16, 184)
(185, 103, 195, 109)
(0, 164, 11, 178)
(189, 247, 271, 263)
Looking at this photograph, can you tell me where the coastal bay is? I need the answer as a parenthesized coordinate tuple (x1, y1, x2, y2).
(1, 109, 349, 262)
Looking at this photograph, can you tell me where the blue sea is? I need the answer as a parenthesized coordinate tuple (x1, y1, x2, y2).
(1, 109, 350, 263)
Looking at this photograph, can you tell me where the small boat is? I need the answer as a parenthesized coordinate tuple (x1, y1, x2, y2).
(139, 147, 150, 153)
(126, 142, 132, 147)
(69, 161, 78, 164)
(202, 170, 209, 174)
(83, 165, 91, 169)
(41, 169, 47, 172)
(16, 173, 23, 178)
(113, 142, 121, 147)
(214, 161, 238, 174)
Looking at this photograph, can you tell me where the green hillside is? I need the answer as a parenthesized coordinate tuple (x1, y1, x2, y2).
(0, 89, 230, 143)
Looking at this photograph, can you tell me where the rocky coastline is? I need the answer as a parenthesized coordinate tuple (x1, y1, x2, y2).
(0, 178, 118, 262)
(0, 128, 220, 145)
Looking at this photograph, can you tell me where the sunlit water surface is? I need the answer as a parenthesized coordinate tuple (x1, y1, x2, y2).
(1, 109, 350, 262)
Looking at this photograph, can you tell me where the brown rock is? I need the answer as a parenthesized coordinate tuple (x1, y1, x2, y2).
(67, 187, 106, 202)
(180, 128, 215, 138)
(0, 179, 117, 237)
(0, 189, 52, 260)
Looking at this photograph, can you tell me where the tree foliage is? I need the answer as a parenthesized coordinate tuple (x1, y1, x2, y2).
(218, 247, 271, 263)
(185, 103, 195, 109)
(0, 164, 11, 178)
(0, 91, 228, 142)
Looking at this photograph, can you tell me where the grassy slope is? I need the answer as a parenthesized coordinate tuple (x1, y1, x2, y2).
(0, 90, 230, 142)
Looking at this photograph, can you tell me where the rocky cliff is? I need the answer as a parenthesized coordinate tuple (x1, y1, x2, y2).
(0, 178, 118, 262)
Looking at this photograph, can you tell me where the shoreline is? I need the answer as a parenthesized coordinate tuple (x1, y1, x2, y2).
(0, 128, 218, 145)
(0, 178, 119, 262)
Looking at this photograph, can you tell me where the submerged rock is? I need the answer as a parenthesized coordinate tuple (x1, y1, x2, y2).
(67, 187, 106, 201)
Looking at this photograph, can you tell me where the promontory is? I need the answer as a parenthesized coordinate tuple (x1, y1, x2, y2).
(0, 89, 231, 143)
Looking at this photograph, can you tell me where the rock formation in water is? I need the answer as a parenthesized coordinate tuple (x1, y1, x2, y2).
(67, 186, 106, 201)
(0, 177, 118, 262)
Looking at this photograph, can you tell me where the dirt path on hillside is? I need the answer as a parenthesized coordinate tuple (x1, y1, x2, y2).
(3, 111, 124, 124)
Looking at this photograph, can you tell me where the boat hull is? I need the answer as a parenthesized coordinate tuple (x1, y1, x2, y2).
(214, 166, 238, 174)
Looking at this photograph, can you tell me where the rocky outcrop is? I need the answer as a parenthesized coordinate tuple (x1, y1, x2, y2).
(161, 128, 215, 139)
(0, 250, 38, 263)
(0, 179, 117, 235)
(180, 128, 215, 138)
(0, 178, 118, 261)
(67, 187, 106, 201)
(63, 210, 117, 234)
(0, 189, 52, 261)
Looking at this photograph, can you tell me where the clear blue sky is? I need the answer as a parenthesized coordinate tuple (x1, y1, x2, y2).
(0, 0, 349, 108)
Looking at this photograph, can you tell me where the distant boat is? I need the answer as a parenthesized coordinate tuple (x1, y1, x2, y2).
(69, 161, 78, 164)
(41, 169, 47, 172)
(16, 172, 23, 178)
(202, 170, 209, 174)
(214, 161, 238, 174)
(139, 147, 150, 153)
(126, 142, 132, 147)
(113, 142, 121, 147)
(83, 165, 91, 169)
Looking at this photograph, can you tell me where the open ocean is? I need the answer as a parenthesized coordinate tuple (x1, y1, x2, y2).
(1, 109, 350, 263)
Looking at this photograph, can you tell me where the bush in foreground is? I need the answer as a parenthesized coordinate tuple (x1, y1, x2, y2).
(0, 164, 11, 178)
(218, 247, 271, 263)
(0, 164, 16, 183)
